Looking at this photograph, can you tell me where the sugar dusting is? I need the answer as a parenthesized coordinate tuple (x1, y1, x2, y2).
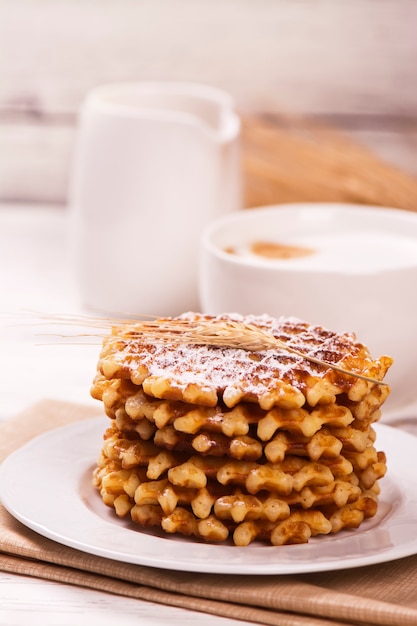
(107, 313, 370, 396)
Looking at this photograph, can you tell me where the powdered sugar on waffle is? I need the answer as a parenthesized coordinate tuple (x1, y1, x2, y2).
(105, 313, 375, 398)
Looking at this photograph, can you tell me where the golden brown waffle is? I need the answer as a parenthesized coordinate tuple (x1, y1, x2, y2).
(91, 313, 392, 546)
(93, 453, 381, 546)
(93, 313, 392, 409)
(92, 381, 385, 440)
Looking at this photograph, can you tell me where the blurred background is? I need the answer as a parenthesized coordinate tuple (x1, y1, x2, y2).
(1, 0, 417, 209)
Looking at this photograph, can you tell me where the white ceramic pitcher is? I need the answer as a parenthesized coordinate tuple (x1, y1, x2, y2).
(69, 81, 241, 317)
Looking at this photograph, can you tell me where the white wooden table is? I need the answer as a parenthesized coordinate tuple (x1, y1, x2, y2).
(0, 204, 255, 626)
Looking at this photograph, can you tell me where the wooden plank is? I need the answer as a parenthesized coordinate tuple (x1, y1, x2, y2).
(1, 0, 417, 203)
(1, 0, 417, 116)
(1, 117, 416, 207)
(0, 123, 75, 203)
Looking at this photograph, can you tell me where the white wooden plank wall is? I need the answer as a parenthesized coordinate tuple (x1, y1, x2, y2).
(1, 0, 416, 204)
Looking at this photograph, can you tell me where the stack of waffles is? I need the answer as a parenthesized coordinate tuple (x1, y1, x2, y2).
(91, 313, 393, 546)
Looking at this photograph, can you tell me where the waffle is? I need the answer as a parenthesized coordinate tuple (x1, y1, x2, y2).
(92, 312, 392, 546)
(93, 449, 380, 546)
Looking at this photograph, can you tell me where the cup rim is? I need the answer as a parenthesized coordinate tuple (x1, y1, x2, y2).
(201, 202, 417, 274)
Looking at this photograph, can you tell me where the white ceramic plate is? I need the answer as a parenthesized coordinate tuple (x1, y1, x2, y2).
(1, 418, 417, 575)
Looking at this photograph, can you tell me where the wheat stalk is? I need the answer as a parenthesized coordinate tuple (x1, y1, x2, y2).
(15, 312, 387, 386)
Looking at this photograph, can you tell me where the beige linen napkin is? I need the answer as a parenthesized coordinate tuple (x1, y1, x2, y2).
(1, 399, 417, 626)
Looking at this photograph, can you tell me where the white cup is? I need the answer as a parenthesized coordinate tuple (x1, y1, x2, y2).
(69, 81, 241, 317)
(199, 203, 417, 415)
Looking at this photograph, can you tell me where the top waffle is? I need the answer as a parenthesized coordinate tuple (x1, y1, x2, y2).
(94, 312, 392, 411)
